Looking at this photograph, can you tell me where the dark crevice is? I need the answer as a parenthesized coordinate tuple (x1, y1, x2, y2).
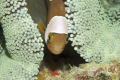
(40, 40, 86, 71)
(0, 24, 11, 58)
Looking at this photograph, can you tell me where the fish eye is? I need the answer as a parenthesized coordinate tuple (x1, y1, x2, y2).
(48, 35, 50, 41)
(65, 35, 68, 44)
(47, 32, 53, 42)
(66, 36, 68, 41)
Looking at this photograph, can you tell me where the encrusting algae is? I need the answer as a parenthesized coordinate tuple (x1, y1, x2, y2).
(0, 0, 120, 80)
(36, 59, 120, 80)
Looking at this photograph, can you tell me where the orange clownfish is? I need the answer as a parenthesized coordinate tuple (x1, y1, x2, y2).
(38, 0, 68, 55)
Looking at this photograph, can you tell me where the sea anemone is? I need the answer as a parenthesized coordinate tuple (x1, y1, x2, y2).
(0, 0, 44, 79)
(65, 0, 120, 63)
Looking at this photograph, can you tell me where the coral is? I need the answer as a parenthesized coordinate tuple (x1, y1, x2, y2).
(0, 0, 44, 79)
(36, 61, 120, 80)
(37, 68, 62, 80)
(65, 0, 120, 63)
(37, 70, 46, 80)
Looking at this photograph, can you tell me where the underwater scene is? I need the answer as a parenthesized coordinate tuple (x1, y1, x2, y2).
(0, 0, 120, 80)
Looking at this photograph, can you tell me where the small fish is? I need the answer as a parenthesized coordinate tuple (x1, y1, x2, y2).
(26, 0, 68, 55)
(45, 16, 68, 55)
(44, 0, 68, 55)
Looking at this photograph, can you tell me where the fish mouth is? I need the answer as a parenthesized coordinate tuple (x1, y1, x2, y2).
(47, 43, 65, 55)
(50, 49, 64, 55)
(53, 49, 62, 52)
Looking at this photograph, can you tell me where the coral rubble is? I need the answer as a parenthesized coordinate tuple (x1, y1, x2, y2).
(37, 61, 120, 80)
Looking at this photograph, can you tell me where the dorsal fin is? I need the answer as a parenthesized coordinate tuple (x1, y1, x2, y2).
(37, 21, 46, 34)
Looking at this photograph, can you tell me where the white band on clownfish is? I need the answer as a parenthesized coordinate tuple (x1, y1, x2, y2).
(45, 16, 68, 43)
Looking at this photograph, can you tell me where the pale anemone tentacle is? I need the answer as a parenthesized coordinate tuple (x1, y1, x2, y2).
(0, 0, 44, 79)
(65, 0, 120, 63)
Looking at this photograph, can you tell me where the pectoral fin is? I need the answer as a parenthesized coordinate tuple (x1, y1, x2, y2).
(37, 21, 46, 34)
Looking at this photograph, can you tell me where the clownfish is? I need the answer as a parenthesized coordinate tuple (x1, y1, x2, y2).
(44, 0, 68, 55)
(26, 0, 68, 55)
(44, 16, 68, 55)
